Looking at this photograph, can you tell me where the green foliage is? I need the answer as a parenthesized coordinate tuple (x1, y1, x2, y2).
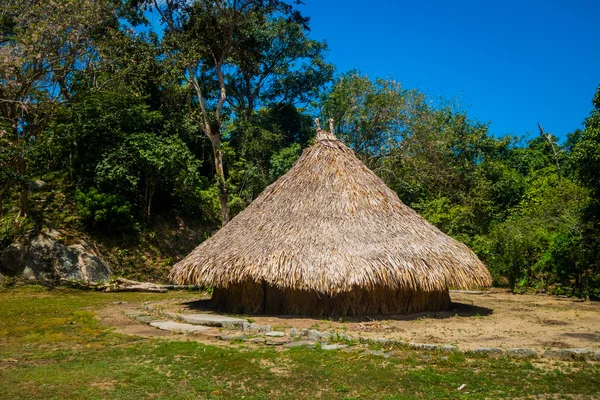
(0, 214, 33, 249)
(569, 84, 600, 297)
(227, 12, 334, 115)
(270, 143, 301, 180)
(323, 72, 597, 296)
(75, 188, 133, 232)
(323, 71, 416, 160)
(572, 84, 600, 196)
(226, 105, 312, 208)
(1, 1, 598, 297)
(413, 197, 474, 243)
(95, 133, 205, 220)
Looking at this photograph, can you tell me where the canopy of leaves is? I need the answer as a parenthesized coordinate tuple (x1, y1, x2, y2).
(0, 1, 598, 298)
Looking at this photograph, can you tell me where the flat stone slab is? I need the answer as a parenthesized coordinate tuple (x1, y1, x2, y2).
(150, 321, 212, 333)
(440, 345, 459, 352)
(408, 343, 458, 352)
(125, 312, 148, 317)
(321, 344, 348, 351)
(336, 333, 353, 342)
(245, 338, 266, 344)
(307, 329, 321, 340)
(265, 340, 287, 346)
(543, 348, 591, 361)
(409, 343, 439, 351)
(126, 312, 158, 324)
(178, 314, 248, 327)
(506, 348, 538, 359)
(285, 341, 315, 348)
(474, 347, 504, 356)
(219, 334, 247, 341)
(265, 331, 285, 337)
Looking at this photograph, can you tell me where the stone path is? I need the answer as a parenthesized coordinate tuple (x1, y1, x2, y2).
(119, 302, 600, 362)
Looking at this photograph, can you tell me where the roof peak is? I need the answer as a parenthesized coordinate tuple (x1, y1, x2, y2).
(315, 118, 338, 141)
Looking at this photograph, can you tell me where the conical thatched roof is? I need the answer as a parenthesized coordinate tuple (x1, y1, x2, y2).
(171, 120, 491, 294)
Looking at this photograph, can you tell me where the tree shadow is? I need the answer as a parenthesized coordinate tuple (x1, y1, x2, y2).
(180, 299, 493, 322)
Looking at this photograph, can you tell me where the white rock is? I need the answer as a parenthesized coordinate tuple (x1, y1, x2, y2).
(321, 344, 347, 350)
(308, 329, 321, 340)
(150, 321, 211, 334)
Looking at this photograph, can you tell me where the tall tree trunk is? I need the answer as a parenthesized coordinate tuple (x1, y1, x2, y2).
(11, 122, 28, 217)
(144, 172, 151, 223)
(147, 179, 155, 224)
(16, 155, 28, 217)
(0, 187, 4, 217)
(209, 131, 230, 226)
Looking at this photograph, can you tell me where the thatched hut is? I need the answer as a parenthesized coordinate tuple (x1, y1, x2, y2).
(170, 119, 491, 316)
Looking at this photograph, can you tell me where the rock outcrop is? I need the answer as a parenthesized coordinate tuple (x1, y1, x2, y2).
(0, 230, 111, 285)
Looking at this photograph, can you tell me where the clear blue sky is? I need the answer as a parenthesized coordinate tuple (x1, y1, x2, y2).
(299, 0, 599, 140)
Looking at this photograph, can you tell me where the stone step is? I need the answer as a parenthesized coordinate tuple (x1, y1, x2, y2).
(149, 320, 212, 334)
(321, 344, 348, 351)
(177, 313, 248, 327)
(265, 331, 285, 337)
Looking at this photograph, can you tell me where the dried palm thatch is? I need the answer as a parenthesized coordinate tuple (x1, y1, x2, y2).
(171, 119, 491, 315)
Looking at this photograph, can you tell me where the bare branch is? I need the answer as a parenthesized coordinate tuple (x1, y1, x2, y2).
(214, 1, 241, 123)
(538, 122, 562, 183)
(186, 65, 211, 135)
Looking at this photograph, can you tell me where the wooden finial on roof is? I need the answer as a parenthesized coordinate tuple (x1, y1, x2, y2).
(315, 117, 337, 141)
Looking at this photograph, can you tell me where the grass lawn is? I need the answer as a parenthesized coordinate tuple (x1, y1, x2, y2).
(1, 286, 599, 399)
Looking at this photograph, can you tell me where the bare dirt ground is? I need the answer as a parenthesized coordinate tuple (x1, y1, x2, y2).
(95, 301, 224, 345)
(142, 289, 600, 351)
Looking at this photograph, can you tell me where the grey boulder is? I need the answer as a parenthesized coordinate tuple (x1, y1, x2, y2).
(0, 231, 111, 285)
(543, 348, 591, 361)
(506, 348, 538, 359)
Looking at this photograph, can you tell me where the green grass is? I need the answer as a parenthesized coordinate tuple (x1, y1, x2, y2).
(1, 286, 599, 399)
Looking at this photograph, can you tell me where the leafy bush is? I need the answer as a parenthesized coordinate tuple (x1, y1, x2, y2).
(75, 188, 133, 232)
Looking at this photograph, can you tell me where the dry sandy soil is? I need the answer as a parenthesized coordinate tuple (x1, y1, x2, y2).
(140, 289, 600, 352)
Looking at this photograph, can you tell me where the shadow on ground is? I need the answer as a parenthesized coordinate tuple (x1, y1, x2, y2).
(181, 299, 493, 322)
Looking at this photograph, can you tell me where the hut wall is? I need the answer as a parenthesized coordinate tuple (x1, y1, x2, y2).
(211, 281, 451, 316)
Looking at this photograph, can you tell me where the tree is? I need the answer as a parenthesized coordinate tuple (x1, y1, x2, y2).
(226, 12, 333, 118)
(0, 119, 15, 216)
(226, 104, 311, 208)
(52, 87, 210, 229)
(571, 84, 600, 288)
(488, 171, 589, 292)
(95, 133, 203, 223)
(139, 0, 330, 225)
(572, 85, 600, 198)
(323, 72, 417, 163)
(323, 72, 497, 207)
(0, 0, 114, 216)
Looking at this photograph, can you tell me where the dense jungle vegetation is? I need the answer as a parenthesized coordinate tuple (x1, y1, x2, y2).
(1, 0, 599, 298)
